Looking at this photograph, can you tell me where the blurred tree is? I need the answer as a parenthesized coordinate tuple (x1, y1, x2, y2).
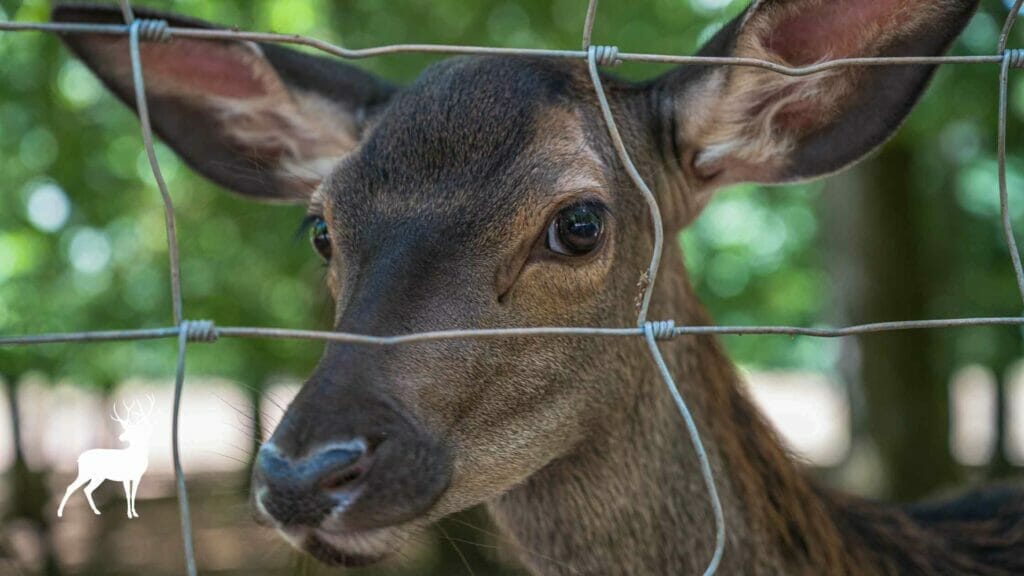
(838, 143, 963, 499)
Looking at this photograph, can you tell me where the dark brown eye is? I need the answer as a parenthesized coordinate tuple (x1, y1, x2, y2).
(310, 217, 332, 261)
(546, 202, 605, 256)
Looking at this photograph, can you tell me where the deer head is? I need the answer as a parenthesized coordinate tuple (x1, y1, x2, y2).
(56, 0, 979, 570)
(110, 394, 154, 445)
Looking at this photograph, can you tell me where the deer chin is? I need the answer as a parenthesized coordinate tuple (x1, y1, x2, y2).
(279, 523, 415, 567)
(252, 484, 428, 568)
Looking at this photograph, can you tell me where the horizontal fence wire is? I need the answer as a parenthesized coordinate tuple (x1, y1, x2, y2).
(0, 19, 1012, 70)
(2, 0, 1024, 574)
(8, 316, 1024, 348)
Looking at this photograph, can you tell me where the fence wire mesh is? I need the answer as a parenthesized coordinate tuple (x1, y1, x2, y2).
(2, 0, 1024, 574)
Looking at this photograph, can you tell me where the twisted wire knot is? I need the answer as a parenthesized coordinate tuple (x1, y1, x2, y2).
(643, 320, 677, 341)
(1006, 49, 1024, 69)
(589, 45, 621, 67)
(132, 19, 172, 43)
(181, 320, 218, 343)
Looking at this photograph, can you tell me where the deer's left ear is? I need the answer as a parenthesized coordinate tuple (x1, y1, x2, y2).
(656, 0, 979, 191)
(53, 4, 396, 202)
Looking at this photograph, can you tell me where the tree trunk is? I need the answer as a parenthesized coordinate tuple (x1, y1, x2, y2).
(827, 144, 960, 500)
(2, 374, 62, 575)
(988, 334, 1022, 479)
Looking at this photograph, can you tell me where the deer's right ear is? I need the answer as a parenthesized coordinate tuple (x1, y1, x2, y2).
(650, 0, 977, 223)
(52, 4, 396, 202)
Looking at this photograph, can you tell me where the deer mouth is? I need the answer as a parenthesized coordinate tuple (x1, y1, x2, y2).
(251, 479, 421, 567)
(277, 523, 412, 567)
(250, 431, 452, 567)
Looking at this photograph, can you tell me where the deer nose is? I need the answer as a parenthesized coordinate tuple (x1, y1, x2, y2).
(254, 440, 370, 526)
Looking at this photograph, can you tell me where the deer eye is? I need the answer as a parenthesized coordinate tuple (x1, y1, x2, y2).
(546, 201, 605, 256)
(309, 217, 332, 261)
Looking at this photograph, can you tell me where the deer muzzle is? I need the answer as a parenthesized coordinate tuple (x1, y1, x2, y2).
(250, 372, 453, 566)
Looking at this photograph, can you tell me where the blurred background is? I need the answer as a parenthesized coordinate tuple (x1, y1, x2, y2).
(1, 0, 1024, 574)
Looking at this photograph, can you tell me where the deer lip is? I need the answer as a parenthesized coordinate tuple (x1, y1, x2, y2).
(262, 489, 413, 568)
(304, 533, 382, 567)
(278, 524, 408, 567)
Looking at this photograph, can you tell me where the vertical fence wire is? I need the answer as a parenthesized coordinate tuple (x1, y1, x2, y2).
(583, 1, 723, 571)
(127, 19, 183, 326)
(125, 13, 195, 576)
(998, 53, 1024, 305)
(581, 0, 599, 50)
(1002, 0, 1024, 53)
(1, 1, 1023, 574)
(117, 0, 135, 26)
(584, 52, 662, 326)
(998, 0, 1024, 307)
(172, 325, 198, 576)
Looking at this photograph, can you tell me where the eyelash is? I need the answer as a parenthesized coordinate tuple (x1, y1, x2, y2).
(295, 214, 322, 240)
(296, 215, 332, 269)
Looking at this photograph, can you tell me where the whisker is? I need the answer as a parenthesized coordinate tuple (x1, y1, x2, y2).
(262, 389, 291, 415)
(222, 441, 255, 459)
(439, 523, 475, 576)
(214, 392, 259, 423)
(447, 516, 579, 575)
(221, 420, 257, 439)
(203, 450, 251, 466)
(230, 381, 290, 423)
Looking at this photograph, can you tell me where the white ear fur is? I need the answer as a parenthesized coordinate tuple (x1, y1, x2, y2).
(92, 38, 358, 194)
(682, 0, 955, 184)
(58, 11, 390, 200)
(205, 83, 360, 192)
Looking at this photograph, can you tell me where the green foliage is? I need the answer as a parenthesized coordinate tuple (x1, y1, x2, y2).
(0, 0, 1022, 386)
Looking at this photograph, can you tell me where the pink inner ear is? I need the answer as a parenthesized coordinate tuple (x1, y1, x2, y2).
(142, 41, 269, 99)
(94, 37, 271, 100)
(764, 0, 907, 65)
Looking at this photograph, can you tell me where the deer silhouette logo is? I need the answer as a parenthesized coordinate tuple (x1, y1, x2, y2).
(57, 395, 154, 519)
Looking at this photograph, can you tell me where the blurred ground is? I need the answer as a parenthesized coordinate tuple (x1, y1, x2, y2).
(2, 474, 528, 576)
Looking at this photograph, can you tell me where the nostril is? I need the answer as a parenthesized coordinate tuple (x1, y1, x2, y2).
(255, 443, 290, 483)
(319, 465, 364, 492)
(312, 441, 370, 493)
(253, 440, 370, 527)
(257, 440, 369, 489)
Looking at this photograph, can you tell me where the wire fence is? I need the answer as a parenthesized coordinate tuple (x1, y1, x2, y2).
(2, 0, 1024, 574)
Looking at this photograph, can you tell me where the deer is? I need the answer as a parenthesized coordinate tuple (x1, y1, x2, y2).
(52, 0, 1024, 573)
(56, 396, 153, 519)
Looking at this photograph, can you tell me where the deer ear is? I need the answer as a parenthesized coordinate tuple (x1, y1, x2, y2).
(658, 0, 978, 189)
(52, 4, 396, 202)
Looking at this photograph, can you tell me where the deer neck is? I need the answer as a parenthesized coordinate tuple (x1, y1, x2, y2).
(123, 441, 148, 454)
(488, 243, 865, 575)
